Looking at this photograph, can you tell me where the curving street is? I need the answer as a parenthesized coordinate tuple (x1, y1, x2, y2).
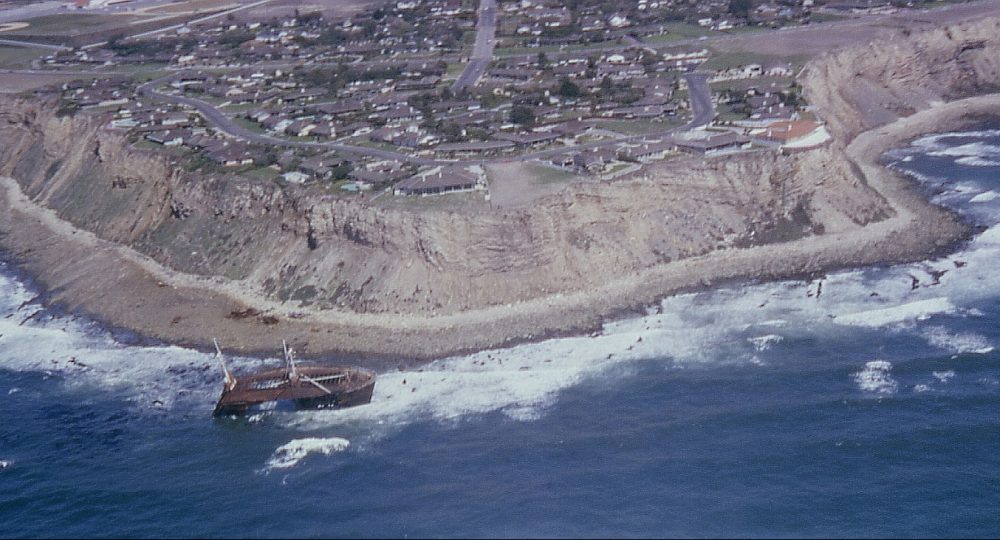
(450, 0, 497, 93)
(138, 75, 447, 165)
(137, 69, 715, 166)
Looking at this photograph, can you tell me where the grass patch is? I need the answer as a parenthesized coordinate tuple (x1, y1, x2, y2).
(3, 14, 144, 36)
(700, 50, 808, 71)
(519, 162, 578, 184)
(445, 61, 465, 78)
(594, 119, 680, 136)
(140, 0, 238, 14)
(807, 12, 848, 23)
(642, 22, 713, 43)
(0, 45, 46, 68)
(232, 116, 266, 134)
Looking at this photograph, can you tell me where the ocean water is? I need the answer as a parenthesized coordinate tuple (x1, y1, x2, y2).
(2, 130, 1000, 538)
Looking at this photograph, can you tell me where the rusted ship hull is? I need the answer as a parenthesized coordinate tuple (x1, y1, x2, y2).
(293, 379, 375, 410)
(213, 365, 376, 416)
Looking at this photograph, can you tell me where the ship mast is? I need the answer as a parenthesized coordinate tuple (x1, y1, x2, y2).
(283, 340, 333, 395)
(214, 339, 237, 391)
(283, 339, 299, 382)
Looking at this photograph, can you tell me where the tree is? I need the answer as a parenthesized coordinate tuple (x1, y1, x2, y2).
(332, 163, 352, 180)
(728, 0, 754, 19)
(536, 51, 548, 69)
(556, 77, 582, 98)
(510, 105, 535, 126)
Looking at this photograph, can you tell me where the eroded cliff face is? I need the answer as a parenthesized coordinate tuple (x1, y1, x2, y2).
(0, 114, 878, 318)
(802, 17, 1000, 142)
(0, 100, 896, 317)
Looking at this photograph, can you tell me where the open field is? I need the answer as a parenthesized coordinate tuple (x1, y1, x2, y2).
(0, 44, 45, 68)
(136, 0, 239, 15)
(485, 161, 583, 208)
(0, 13, 144, 36)
(701, 50, 809, 71)
(642, 22, 713, 43)
(0, 71, 87, 93)
(594, 119, 682, 136)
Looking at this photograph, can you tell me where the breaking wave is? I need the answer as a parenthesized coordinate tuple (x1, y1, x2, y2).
(833, 298, 956, 328)
(854, 360, 898, 394)
(262, 437, 350, 472)
(932, 370, 956, 383)
(922, 326, 994, 355)
(1, 129, 1000, 437)
(910, 130, 1000, 154)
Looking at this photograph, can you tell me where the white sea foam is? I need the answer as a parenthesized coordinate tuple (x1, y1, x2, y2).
(923, 327, 994, 354)
(262, 437, 350, 471)
(914, 384, 931, 393)
(833, 298, 955, 328)
(955, 156, 1000, 167)
(933, 370, 956, 383)
(928, 142, 1000, 159)
(748, 334, 784, 352)
(911, 130, 1000, 153)
(969, 191, 1000, 203)
(0, 460, 10, 470)
(854, 360, 898, 394)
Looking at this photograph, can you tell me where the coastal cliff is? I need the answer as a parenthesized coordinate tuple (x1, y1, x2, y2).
(0, 17, 997, 359)
(0, 105, 888, 316)
(802, 17, 1000, 141)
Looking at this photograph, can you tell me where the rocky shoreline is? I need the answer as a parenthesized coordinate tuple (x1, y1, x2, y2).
(1, 20, 998, 366)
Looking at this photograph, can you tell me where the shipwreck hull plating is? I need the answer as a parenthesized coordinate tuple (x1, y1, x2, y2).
(213, 365, 376, 416)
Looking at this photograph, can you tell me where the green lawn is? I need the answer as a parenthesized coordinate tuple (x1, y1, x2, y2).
(807, 12, 848, 24)
(232, 116, 266, 134)
(518, 163, 578, 184)
(244, 166, 280, 180)
(642, 22, 713, 43)
(445, 61, 465, 78)
(594, 118, 682, 136)
(0, 45, 46, 68)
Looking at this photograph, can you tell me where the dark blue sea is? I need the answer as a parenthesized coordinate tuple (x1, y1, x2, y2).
(2, 130, 1000, 538)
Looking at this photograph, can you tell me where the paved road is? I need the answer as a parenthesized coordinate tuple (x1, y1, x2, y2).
(684, 72, 713, 129)
(0, 38, 68, 51)
(450, 0, 497, 93)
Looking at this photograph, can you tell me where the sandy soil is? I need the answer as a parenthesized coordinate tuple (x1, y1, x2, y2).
(0, 72, 79, 93)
